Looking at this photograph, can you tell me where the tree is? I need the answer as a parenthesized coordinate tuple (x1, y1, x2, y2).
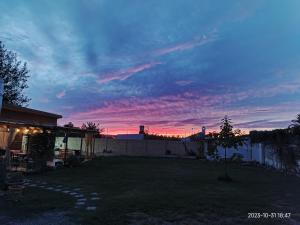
(81, 122, 102, 132)
(290, 114, 300, 127)
(217, 116, 243, 181)
(249, 115, 300, 174)
(206, 132, 219, 160)
(28, 132, 56, 172)
(289, 114, 300, 135)
(250, 127, 299, 174)
(81, 122, 103, 158)
(0, 41, 30, 106)
(81, 121, 104, 137)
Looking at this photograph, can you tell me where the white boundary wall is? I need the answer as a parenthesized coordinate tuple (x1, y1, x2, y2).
(55, 137, 296, 169)
(55, 137, 203, 157)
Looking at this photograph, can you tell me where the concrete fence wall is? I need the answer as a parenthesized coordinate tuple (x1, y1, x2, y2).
(93, 138, 203, 157)
(55, 137, 203, 157)
(55, 137, 295, 169)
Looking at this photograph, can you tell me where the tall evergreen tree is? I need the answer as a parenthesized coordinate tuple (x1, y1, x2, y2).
(0, 41, 30, 106)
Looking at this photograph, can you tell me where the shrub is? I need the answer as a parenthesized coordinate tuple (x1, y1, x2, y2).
(165, 149, 172, 155)
(230, 153, 244, 163)
(66, 155, 81, 167)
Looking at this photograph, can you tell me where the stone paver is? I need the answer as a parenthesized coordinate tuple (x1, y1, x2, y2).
(74, 194, 84, 198)
(69, 192, 78, 196)
(25, 179, 101, 211)
(90, 192, 98, 196)
(76, 202, 85, 206)
(86, 206, 97, 211)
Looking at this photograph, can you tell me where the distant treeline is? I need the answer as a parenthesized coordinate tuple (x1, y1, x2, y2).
(144, 134, 181, 141)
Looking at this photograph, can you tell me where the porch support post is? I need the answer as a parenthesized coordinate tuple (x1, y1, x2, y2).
(80, 132, 83, 156)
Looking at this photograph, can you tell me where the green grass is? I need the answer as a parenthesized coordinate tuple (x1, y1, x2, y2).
(2, 157, 300, 225)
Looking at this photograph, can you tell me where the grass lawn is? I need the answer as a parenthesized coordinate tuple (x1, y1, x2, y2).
(1, 157, 300, 225)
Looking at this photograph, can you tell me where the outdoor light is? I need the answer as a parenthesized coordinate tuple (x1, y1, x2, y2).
(23, 129, 29, 134)
(16, 128, 20, 133)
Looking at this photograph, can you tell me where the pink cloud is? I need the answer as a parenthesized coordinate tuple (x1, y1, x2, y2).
(56, 90, 66, 99)
(152, 33, 217, 57)
(97, 62, 161, 84)
(61, 75, 300, 135)
(95, 31, 217, 85)
(61, 81, 300, 135)
(175, 80, 193, 86)
(62, 91, 238, 135)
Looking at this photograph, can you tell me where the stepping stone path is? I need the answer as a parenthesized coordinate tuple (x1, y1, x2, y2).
(23, 179, 101, 211)
(75, 194, 84, 198)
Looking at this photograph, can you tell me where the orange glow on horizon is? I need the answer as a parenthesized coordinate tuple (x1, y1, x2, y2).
(59, 122, 269, 137)
(91, 127, 250, 137)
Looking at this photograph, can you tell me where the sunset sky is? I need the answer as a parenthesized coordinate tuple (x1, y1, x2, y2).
(1, 0, 300, 135)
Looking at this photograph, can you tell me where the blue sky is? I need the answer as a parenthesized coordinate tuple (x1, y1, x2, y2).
(1, 0, 300, 135)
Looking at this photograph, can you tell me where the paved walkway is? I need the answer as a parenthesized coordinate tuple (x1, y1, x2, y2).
(24, 178, 100, 211)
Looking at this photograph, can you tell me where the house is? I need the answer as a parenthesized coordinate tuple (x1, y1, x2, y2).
(115, 125, 145, 140)
(0, 102, 64, 171)
(181, 126, 206, 142)
(115, 134, 144, 140)
(0, 103, 62, 153)
(0, 103, 62, 127)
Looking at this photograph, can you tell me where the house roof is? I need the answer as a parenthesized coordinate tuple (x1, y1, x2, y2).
(2, 103, 62, 119)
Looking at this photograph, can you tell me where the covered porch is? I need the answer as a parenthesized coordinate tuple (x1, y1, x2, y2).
(0, 122, 57, 172)
(0, 123, 98, 173)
